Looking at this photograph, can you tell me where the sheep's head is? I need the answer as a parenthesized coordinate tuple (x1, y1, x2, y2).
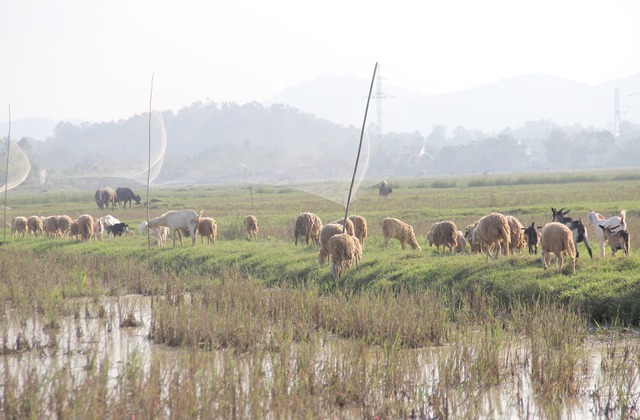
(134, 194, 141, 205)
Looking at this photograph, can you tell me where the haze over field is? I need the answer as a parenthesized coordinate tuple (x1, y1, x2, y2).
(1, 1, 639, 129)
(2, 1, 640, 194)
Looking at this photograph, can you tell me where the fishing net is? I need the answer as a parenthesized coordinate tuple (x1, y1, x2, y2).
(0, 139, 31, 193)
(51, 111, 167, 184)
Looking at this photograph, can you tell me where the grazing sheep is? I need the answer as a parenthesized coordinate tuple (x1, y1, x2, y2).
(244, 215, 258, 240)
(505, 215, 526, 255)
(148, 209, 201, 247)
(294, 212, 323, 245)
(464, 223, 481, 254)
(92, 218, 104, 241)
(379, 180, 393, 198)
(522, 222, 542, 255)
(348, 215, 368, 245)
(57, 215, 73, 238)
(599, 225, 630, 257)
(382, 217, 421, 250)
(43, 216, 60, 237)
(332, 217, 355, 236)
(318, 223, 345, 264)
(69, 221, 80, 240)
(473, 213, 510, 262)
(95, 187, 117, 210)
(350, 235, 363, 267)
(77, 214, 95, 241)
(540, 222, 576, 274)
(425, 221, 458, 254)
(11, 217, 28, 238)
(27, 216, 44, 237)
(328, 233, 359, 279)
(197, 217, 217, 245)
(453, 230, 467, 255)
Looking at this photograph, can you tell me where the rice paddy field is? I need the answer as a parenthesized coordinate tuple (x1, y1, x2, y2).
(2, 170, 640, 418)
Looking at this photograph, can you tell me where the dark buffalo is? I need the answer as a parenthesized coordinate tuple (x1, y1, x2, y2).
(116, 187, 141, 209)
(95, 187, 117, 210)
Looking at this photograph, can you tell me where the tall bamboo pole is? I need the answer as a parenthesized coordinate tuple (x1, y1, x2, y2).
(3, 105, 11, 245)
(342, 63, 377, 232)
(146, 75, 154, 250)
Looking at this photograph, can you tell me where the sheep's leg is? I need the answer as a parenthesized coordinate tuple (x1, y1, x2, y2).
(600, 241, 606, 258)
(556, 252, 563, 273)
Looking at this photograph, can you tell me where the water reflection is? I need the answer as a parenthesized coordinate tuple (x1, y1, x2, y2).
(1, 295, 639, 418)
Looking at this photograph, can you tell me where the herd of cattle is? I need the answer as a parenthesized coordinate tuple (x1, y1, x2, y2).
(94, 187, 141, 210)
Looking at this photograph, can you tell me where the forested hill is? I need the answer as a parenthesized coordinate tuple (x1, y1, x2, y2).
(27, 101, 369, 185)
(9, 99, 640, 188)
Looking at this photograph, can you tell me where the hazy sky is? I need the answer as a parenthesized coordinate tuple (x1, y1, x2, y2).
(1, 0, 639, 124)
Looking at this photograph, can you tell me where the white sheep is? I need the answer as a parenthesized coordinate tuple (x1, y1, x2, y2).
(540, 222, 576, 274)
(243, 215, 258, 240)
(453, 230, 467, 255)
(599, 225, 630, 257)
(198, 217, 217, 245)
(43, 216, 59, 237)
(147, 209, 201, 247)
(505, 215, 526, 255)
(473, 213, 511, 262)
(350, 235, 363, 267)
(382, 217, 422, 250)
(27, 216, 44, 237)
(464, 223, 481, 254)
(328, 233, 359, 279)
(332, 217, 355, 236)
(294, 212, 323, 245)
(92, 218, 104, 241)
(425, 221, 458, 254)
(11, 216, 28, 238)
(57, 215, 73, 238)
(348, 214, 368, 246)
(318, 223, 345, 264)
(77, 214, 94, 241)
(69, 221, 80, 240)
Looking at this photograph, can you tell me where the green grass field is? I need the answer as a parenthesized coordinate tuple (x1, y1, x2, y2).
(3, 170, 640, 417)
(3, 170, 640, 324)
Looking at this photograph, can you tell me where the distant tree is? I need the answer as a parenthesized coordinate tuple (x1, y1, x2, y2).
(426, 125, 447, 148)
(449, 126, 482, 146)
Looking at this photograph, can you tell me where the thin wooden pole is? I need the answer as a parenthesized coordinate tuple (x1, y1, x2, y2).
(3, 105, 11, 244)
(146, 74, 154, 250)
(342, 63, 377, 232)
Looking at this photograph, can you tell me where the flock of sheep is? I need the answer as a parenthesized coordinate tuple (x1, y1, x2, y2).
(10, 191, 630, 279)
(9, 211, 260, 249)
(293, 207, 631, 278)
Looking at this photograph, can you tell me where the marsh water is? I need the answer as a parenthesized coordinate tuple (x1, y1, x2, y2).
(2, 294, 639, 417)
